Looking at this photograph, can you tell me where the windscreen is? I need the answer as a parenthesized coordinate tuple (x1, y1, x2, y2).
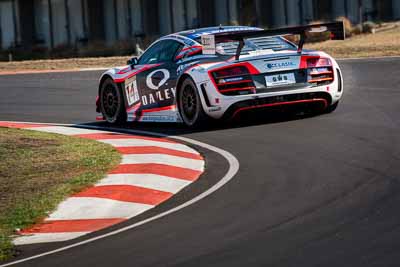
(215, 36, 296, 55)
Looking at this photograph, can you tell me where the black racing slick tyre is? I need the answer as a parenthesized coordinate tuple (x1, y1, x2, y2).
(325, 101, 339, 113)
(100, 78, 127, 124)
(178, 78, 208, 127)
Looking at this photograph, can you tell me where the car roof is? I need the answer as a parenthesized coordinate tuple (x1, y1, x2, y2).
(175, 26, 262, 40)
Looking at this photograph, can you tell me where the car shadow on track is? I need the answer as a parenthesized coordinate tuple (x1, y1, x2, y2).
(82, 107, 326, 137)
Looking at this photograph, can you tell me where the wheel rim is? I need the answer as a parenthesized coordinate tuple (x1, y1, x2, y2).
(181, 84, 198, 123)
(102, 84, 119, 119)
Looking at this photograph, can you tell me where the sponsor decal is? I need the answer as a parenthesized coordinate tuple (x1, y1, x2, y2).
(134, 68, 177, 113)
(309, 26, 327, 33)
(177, 61, 198, 75)
(125, 76, 140, 106)
(266, 61, 296, 70)
(224, 77, 243, 82)
(201, 35, 216, 55)
(140, 115, 176, 122)
(141, 87, 176, 106)
(189, 27, 261, 38)
(273, 74, 287, 82)
(265, 73, 296, 86)
(146, 69, 170, 90)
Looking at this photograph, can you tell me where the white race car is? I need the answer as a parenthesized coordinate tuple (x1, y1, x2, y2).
(96, 22, 345, 127)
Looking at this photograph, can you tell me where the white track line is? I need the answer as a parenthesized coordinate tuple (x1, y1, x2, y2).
(13, 232, 89, 246)
(99, 138, 199, 154)
(0, 124, 239, 267)
(45, 197, 153, 221)
(121, 154, 204, 171)
(96, 174, 192, 194)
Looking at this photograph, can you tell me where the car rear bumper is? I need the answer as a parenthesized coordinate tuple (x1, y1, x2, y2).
(221, 92, 331, 119)
(200, 66, 343, 119)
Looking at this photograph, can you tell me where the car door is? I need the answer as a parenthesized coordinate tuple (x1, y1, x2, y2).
(132, 39, 183, 119)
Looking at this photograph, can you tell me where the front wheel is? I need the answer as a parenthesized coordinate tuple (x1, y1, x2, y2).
(100, 78, 126, 124)
(178, 78, 208, 127)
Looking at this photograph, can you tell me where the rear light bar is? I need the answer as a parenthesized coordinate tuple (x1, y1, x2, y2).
(210, 65, 256, 95)
(308, 77, 333, 83)
(301, 56, 334, 85)
(306, 57, 332, 68)
(309, 70, 333, 75)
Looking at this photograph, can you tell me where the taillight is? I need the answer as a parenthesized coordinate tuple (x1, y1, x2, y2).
(306, 57, 331, 68)
(210, 66, 256, 95)
(303, 57, 334, 85)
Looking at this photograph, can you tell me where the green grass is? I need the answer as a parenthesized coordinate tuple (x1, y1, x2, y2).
(0, 127, 121, 261)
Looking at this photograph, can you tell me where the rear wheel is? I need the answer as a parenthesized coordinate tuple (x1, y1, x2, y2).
(178, 78, 208, 127)
(100, 79, 126, 124)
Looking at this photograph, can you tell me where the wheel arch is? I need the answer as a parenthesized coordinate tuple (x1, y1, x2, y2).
(176, 73, 192, 101)
(98, 74, 127, 113)
(98, 74, 114, 96)
(98, 74, 127, 123)
(176, 73, 209, 112)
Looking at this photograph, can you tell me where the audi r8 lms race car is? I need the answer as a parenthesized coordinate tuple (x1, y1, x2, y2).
(96, 22, 345, 127)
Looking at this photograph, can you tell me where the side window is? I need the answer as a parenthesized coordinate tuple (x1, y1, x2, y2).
(138, 42, 164, 65)
(158, 40, 183, 62)
(138, 40, 182, 65)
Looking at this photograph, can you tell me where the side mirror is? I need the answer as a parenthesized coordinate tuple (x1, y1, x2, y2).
(127, 57, 138, 67)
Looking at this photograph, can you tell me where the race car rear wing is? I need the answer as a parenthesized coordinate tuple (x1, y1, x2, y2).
(201, 21, 345, 60)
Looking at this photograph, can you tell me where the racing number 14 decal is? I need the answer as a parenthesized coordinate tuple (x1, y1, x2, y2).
(125, 76, 140, 106)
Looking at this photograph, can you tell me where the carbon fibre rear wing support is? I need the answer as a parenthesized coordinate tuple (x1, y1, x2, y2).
(204, 21, 345, 60)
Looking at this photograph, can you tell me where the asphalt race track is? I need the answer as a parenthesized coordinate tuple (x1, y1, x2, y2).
(1, 57, 400, 267)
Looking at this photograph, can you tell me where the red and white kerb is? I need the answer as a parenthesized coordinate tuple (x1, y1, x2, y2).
(0, 121, 204, 245)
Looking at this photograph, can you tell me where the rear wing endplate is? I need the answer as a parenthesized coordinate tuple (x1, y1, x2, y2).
(201, 21, 345, 60)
